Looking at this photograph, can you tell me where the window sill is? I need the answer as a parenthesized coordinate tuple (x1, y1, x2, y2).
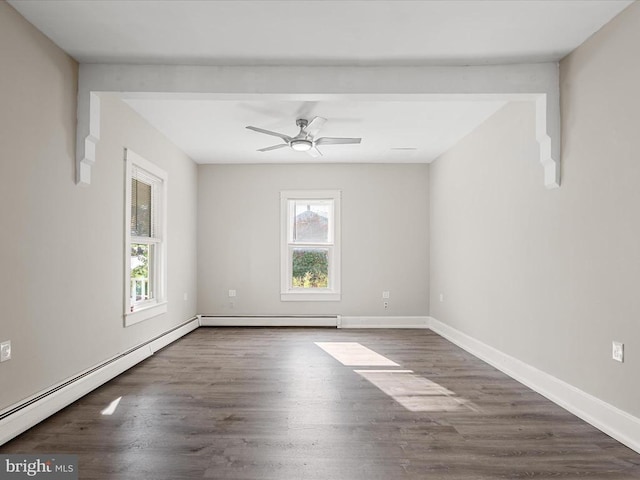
(124, 301, 167, 327)
(281, 292, 341, 302)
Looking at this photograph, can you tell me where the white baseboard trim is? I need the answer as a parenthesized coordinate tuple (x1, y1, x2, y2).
(0, 317, 199, 446)
(199, 315, 339, 327)
(148, 318, 199, 353)
(340, 316, 430, 329)
(428, 316, 640, 455)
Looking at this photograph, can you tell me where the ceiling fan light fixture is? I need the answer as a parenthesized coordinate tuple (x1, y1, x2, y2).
(290, 139, 313, 152)
(247, 117, 361, 156)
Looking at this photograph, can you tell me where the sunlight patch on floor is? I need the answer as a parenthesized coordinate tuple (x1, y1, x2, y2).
(314, 342, 399, 366)
(100, 396, 122, 416)
(355, 370, 476, 412)
(314, 341, 477, 413)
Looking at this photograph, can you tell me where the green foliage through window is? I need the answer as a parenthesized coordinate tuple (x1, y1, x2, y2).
(130, 243, 153, 302)
(131, 244, 149, 278)
(292, 249, 328, 288)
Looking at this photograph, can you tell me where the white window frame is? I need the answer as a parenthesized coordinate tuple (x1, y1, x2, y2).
(124, 149, 168, 327)
(280, 190, 341, 302)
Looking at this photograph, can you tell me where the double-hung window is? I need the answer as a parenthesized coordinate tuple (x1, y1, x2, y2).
(281, 190, 341, 301)
(124, 149, 167, 326)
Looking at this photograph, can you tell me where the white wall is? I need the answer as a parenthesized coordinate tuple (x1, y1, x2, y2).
(198, 164, 429, 317)
(429, 2, 640, 417)
(0, 2, 198, 412)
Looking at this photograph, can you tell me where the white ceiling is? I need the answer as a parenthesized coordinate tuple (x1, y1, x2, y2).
(9, 0, 633, 165)
(8, 1, 632, 66)
(121, 97, 507, 164)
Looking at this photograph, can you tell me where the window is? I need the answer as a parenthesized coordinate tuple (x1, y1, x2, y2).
(124, 149, 167, 326)
(281, 190, 341, 301)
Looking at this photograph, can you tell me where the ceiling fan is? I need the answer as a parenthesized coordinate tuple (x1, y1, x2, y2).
(246, 117, 361, 157)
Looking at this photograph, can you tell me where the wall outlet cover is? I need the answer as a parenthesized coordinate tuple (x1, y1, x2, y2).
(0, 341, 11, 362)
(612, 341, 624, 362)
(382, 291, 390, 299)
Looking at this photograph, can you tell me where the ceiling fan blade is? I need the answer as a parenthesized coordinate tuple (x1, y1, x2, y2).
(295, 101, 318, 120)
(257, 144, 288, 152)
(307, 147, 323, 158)
(246, 126, 292, 143)
(303, 116, 327, 137)
(316, 137, 361, 145)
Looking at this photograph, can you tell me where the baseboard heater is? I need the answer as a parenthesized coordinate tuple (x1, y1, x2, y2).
(199, 314, 340, 327)
(0, 317, 199, 446)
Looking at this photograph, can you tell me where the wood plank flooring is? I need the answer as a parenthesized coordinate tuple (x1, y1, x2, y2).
(2, 328, 639, 479)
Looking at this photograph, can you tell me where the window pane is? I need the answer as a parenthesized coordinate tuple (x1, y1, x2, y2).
(292, 200, 331, 243)
(131, 178, 152, 237)
(130, 243, 154, 304)
(292, 248, 329, 288)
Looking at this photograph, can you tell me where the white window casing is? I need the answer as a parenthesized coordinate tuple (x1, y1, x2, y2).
(280, 190, 341, 302)
(124, 149, 168, 326)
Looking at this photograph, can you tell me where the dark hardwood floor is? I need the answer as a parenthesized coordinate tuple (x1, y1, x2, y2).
(2, 328, 639, 479)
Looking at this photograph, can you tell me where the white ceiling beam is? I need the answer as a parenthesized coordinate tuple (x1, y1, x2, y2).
(76, 64, 560, 188)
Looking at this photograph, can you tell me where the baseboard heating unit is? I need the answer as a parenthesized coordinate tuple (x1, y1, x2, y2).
(0, 317, 199, 446)
(198, 315, 340, 327)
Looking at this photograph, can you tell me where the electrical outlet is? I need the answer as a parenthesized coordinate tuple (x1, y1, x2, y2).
(439, 293, 444, 302)
(383, 301, 389, 309)
(382, 291, 390, 299)
(228, 289, 236, 297)
(612, 341, 624, 362)
(0, 341, 11, 362)
(183, 293, 188, 301)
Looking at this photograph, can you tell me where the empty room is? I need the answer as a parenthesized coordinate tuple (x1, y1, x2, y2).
(1, 1, 639, 478)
